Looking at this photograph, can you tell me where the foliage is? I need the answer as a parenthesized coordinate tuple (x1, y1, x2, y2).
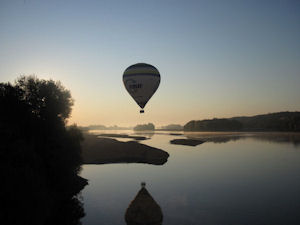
(0, 76, 86, 225)
(233, 112, 300, 131)
(184, 112, 300, 132)
(15, 76, 73, 122)
(160, 124, 183, 131)
(184, 119, 243, 131)
(133, 123, 155, 131)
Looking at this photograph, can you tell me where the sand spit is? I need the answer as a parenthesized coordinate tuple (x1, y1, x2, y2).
(170, 139, 205, 146)
(81, 133, 169, 165)
(97, 133, 147, 140)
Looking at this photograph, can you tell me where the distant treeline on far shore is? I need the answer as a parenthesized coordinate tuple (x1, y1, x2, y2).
(79, 125, 132, 131)
(184, 112, 300, 132)
(80, 112, 300, 132)
(79, 123, 184, 131)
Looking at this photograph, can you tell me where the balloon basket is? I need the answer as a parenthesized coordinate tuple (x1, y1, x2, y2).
(140, 110, 144, 113)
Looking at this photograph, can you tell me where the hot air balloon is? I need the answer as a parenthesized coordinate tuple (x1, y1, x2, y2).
(123, 63, 160, 113)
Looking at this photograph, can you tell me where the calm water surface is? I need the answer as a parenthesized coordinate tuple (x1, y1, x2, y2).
(80, 131, 300, 225)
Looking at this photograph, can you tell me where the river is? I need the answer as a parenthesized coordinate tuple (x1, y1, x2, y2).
(80, 131, 300, 225)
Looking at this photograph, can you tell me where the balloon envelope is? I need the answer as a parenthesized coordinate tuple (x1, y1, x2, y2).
(123, 63, 160, 111)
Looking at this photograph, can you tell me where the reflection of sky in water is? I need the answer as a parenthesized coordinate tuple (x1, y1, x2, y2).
(81, 132, 300, 225)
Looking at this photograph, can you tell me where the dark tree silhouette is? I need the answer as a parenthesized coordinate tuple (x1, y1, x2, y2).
(0, 76, 87, 225)
(134, 123, 155, 131)
(15, 76, 73, 122)
(184, 118, 243, 131)
(184, 112, 300, 132)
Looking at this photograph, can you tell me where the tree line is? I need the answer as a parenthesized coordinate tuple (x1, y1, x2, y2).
(184, 112, 300, 132)
(134, 123, 155, 131)
(0, 76, 87, 225)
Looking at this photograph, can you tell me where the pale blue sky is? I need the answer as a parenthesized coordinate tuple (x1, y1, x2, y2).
(1, 0, 299, 126)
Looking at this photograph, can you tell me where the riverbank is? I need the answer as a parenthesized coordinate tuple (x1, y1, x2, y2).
(81, 133, 169, 165)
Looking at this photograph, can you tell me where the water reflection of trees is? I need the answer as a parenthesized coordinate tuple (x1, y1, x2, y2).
(125, 183, 163, 225)
(184, 132, 300, 146)
(133, 131, 155, 138)
(248, 133, 300, 146)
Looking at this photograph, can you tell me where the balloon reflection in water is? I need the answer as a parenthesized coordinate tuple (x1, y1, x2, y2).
(125, 182, 163, 225)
